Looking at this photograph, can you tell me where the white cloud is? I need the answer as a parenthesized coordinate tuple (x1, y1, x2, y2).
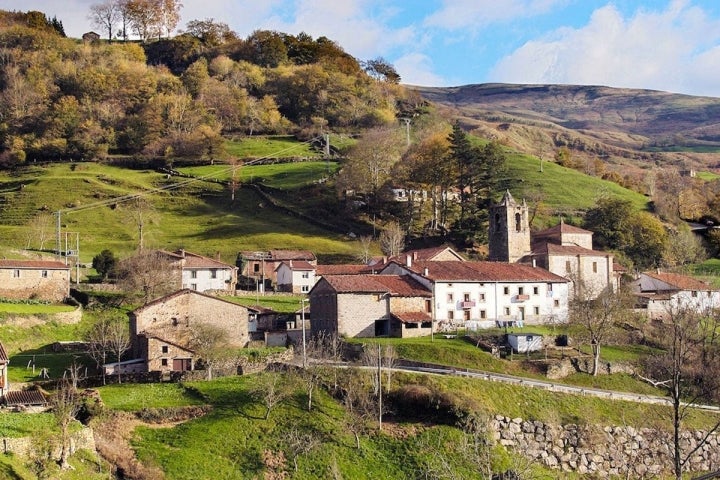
(394, 52, 447, 86)
(424, 0, 568, 30)
(488, 2, 720, 96)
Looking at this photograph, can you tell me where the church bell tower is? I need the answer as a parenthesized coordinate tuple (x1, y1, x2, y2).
(488, 190, 531, 262)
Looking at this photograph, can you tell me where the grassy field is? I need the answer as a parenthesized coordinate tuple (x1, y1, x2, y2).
(0, 303, 77, 315)
(176, 161, 340, 189)
(697, 171, 720, 181)
(224, 136, 320, 158)
(222, 294, 306, 313)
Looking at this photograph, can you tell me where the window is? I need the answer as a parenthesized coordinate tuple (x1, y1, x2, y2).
(447, 293, 454, 302)
(190, 270, 197, 279)
(448, 283, 453, 287)
(421, 321, 432, 329)
(692, 291, 698, 297)
(534, 306, 540, 315)
(504, 307, 511, 316)
(302, 272, 309, 279)
(463, 310, 471, 321)
(301, 285, 309, 293)
(161, 359, 168, 366)
(210, 269, 217, 279)
(547, 283, 553, 292)
(554, 299, 560, 308)
(253, 263, 260, 273)
(425, 299, 432, 313)
(464, 293, 471, 302)
(190, 283, 197, 291)
(518, 287, 524, 295)
(592, 262, 598, 273)
(479, 293, 486, 301)
(41, 270, 48, 278)
(161, 345, 169, 354)
(495, 213, 501, 230)
(13, 269, 20, 278)
(447, 311, 454, 320)
(565, 261, 571, 273)
(515, 212, 522, 232)
(533, 286, 539, 295)
(503, 286, 509, 295)
(480, 310, 486, 319)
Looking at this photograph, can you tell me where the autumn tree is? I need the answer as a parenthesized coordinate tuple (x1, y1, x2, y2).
(663, 224, 706, 267)
(115, 250, 179, 303)
(184, 18, 237, 47)
(379, 221, 405, 257)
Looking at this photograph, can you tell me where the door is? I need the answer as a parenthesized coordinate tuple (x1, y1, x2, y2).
(173, 358, 192, 371)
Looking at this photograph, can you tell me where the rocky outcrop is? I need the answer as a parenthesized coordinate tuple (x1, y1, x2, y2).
(546, 357, 635, 380)
(491, 415, 720, 477)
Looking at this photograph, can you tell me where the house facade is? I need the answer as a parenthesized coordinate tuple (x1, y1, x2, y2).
(380, 260, 570, 330)
(632, 271, 720, 319)
(239, 250, 317, 289)
(0, 259, 70, 302)
(158, 250, 236, 292)
(310, 274, 433, 338)
(128, 289, 256, 371)
(275, 261, 316, 294)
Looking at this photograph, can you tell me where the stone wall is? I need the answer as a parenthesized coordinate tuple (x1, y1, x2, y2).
(545, 357, 636, 379)
(0, 308, 82, 327)
(1, 426, 95, 458)
(491, 415, 720, 477)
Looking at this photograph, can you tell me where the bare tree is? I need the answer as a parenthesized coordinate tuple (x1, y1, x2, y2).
(188, 322, 229, 380)
(51, 380, 81, 470)
(25, 213, 54, 251)
(107, 316, 131, 384)
(379, 221, 405, 257)
(88, 0, 121, 41)
(361, 344, 396, 430)
(640, 304, 720, 479)
(569, 286, 631, 376)
(86, 311, 119, 385)
(125, 197, 157, 251)
(250, 373, 290, 420)
(285, 427, 320, 472)
(115, 250, 179, 303)
(356, 235, 374, 264)
(339, 368, 373, 449)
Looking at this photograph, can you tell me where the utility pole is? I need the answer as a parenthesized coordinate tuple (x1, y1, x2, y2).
(55, 210, 62, 258)
(323, 133, 330, 174)
(301, 298, 308, 368)
(401, 118, 411, 147)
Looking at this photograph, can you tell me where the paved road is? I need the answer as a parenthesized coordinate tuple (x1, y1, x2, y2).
(388, 360, 720, 412)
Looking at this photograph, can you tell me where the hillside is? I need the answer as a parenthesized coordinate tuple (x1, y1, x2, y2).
(410, 83, 720, 173)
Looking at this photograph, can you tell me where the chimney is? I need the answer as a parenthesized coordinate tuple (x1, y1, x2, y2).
(423, 267, 429, 276)
(179, 249, 185, 258)
(406, 254, 412, 267)
(413, 251, 418, 260)
(532, 258, 537, 268)
(382, 256, 387, 264)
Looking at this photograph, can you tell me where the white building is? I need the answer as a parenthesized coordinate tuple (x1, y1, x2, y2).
(275, 260, 316, 294)
(633, 271, 720, 319)
(158, 250, 237, 292)
(380, 259, 570, 330)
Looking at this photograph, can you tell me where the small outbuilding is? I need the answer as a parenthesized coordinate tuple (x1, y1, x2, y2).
(506, 333, 544, 353)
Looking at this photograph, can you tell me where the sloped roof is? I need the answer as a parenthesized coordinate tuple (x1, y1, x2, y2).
(389, 246, 463, 263)
(4, 390, 47, 406)
(531, 242, 609, 257)
(534, 222, 593, 237)
(0, 342, 8, 363)
(391, 260, 568, 283)
(275, 260, 315, 271)
(316, 264, 374, 275)
(173, 250, 235, 269)
(318, 274, 431, 297)
(0, 260, 69, 269)
(131, 289, 263, 315)
(269, 250, 316, 261)
(642, 271, 713, 292)
(391, 311, 433, 323)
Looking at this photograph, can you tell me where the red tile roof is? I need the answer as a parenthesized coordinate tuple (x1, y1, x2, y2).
(393, 260, 568, 283)
(534, 222, 593, 237)
(167, 250, 235, 269)
(389, 246, 463, 263)
(319, 274, 431, 297)
(0, 260, 69, 269)
(316, 264, 374, 275)
(268, 250, 316, 261)
(643, 271, 713, 292)
(0, 342, 7, 363)
(531, 243, 609, 257)
(391, 311, 433, 323)
(131, 289, 264, 315)
(4, 390, 47, 406)
(276, 260, 315, 271)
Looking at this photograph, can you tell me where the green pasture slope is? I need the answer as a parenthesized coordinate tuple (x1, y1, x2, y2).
(0, 162, 357, 264)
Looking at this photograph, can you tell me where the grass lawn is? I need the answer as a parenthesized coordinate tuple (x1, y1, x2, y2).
(221, 294, 305, 313)
(98, 383, 207, 411)
(697, 171, 720, 181)
(0, 303, 77, 315)
(224, 136, 320, 159)
(176, 161, 340, 190)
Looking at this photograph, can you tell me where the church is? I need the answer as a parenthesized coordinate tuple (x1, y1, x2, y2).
(488, 190, 618, 299)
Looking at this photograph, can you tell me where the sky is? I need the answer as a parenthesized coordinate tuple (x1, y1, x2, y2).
(6, 0, 720, 97)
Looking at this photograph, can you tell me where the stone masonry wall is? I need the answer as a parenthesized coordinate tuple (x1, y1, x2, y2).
(491, 415, 720, 477)
(1, 426, 95, 458)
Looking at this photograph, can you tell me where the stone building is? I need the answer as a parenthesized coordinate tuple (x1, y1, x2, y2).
(239, 250, 317, 289)
(128, 289, 258, 371)
(309, 274, 433, 338)
(488, 191, 531, 263)
(0, 259, 70, 302)
(633, 271, 720, 319)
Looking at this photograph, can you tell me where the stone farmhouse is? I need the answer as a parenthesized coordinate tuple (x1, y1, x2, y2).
(632, 271, 720, 320)
(158, 249, 237, 292)
(380, 259, 570, 330)
(488, 190, 616, 298)
(310, 274, 433, 338)
(275, 260, 316, 294)
(128, 289, 259, 373)
(0, 259, 70, 302)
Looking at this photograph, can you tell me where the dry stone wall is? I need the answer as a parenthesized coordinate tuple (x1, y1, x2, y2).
(491, 415, 720, 477)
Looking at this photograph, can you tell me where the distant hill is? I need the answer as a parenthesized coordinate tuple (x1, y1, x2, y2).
(410, 83, 720, 173)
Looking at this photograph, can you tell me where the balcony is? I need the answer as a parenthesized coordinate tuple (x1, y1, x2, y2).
(515, 294, 530, 301)
(460, 301, 476, 308)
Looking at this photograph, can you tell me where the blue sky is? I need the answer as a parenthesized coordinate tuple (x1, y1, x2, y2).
(8, 0, 720, 97)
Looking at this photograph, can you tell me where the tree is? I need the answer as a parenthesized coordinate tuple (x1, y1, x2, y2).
(663, 224, 706, 267)
(379, 221, 405, 257)
(448, 122, 479, 230)
(362, 57, 401, 83)
(115, 250, 179, 303)
(25, 213, 54, 251)
(640, 305, 720, 479)
(187, 322, 229, 380)
(107, 316, 131, 384)
(569, 287, 631, 376)
(285, 427, 320, 472)
(51, 380, 81, 469)
(185, 18, 236, 47)
(361, 344, 396, 431)
(92, 249, 118, 281)
(250, 373, 290, 420)
(89, 0, 121, 41)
